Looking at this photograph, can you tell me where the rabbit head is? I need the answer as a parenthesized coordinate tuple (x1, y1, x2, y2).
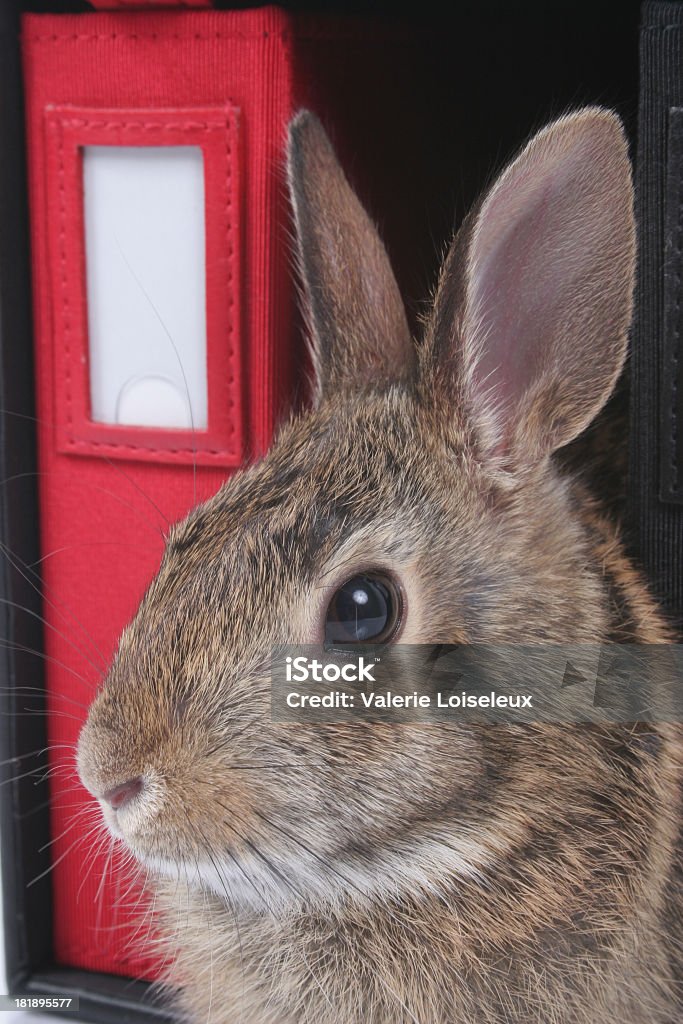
(78, 108, 640, 910)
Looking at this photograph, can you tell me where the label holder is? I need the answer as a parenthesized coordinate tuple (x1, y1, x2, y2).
(44, 105, 242, 466)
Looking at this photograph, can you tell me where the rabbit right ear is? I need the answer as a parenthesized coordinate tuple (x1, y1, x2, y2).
(423, 108, 636, 473)
(287, 111, 414, 405)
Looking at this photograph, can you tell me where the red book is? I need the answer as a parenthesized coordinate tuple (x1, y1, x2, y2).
(22, 5, 452, 981)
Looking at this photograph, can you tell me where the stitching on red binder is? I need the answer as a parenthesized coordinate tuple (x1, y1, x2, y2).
(223, 125, 236, 427)
(59, 119, 223, 130)
(55, 123, 74, 435)
(63, 437, 233, 455)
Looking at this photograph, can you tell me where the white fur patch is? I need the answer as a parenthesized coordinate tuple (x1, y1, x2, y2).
(133, 827, 494, 913)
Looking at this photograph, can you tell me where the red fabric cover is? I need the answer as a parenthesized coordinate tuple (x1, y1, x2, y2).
(21, 6, 452, 983)
(22, 6, 297, 980)
(89, 2, 211, 9)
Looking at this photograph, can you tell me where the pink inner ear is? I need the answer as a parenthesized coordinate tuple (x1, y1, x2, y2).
(464, 123, 628, 456)
(469, 155, 582, 417)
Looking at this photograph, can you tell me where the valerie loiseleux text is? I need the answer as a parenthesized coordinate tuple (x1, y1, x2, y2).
(284, 690, 534, 709)
(282, 656, 533, 710)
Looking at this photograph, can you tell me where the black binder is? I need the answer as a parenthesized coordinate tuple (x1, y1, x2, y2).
(629, 0, 683, 627)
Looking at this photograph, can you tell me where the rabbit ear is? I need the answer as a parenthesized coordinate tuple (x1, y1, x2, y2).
(424, 108, 635, 471)
(287, 111, 414, 404)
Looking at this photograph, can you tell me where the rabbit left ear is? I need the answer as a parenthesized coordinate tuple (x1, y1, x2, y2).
(423, 108, 636, 471)
(287, 111, 414, 405)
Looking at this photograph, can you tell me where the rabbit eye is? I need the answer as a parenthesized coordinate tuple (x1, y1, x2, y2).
(325, 573, 402, 645)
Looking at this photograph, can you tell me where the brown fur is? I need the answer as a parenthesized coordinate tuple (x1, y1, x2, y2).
(78, 109, 683, 1023)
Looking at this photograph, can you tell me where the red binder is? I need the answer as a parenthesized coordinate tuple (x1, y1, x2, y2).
(22, 5, 453, 980)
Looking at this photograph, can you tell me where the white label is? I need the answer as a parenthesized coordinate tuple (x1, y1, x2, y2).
(83, 145, 208, 430)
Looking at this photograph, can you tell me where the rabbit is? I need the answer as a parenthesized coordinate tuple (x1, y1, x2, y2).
(77, 107, 683, 1024)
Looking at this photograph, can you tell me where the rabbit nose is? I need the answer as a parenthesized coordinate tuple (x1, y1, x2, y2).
(102, 777, 144, 810)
